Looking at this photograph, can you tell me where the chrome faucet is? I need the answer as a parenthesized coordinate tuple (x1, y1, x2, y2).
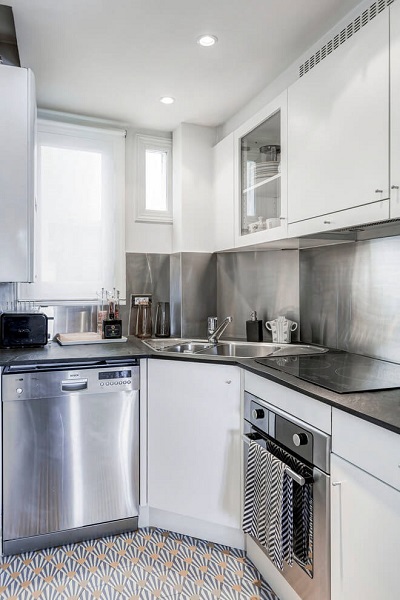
(207, 316, 233, 344)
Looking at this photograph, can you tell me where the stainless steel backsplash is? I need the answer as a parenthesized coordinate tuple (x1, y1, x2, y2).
(125, 252, 215, 338)
(6, 235, 400, 359)
(217, 250, 300, 341)
(125, 253, 170, 335)
(300, 236, 400, 362)
(170, 253, 217, 338)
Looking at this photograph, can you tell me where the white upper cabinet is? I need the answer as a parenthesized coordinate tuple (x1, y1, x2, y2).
(390, 0, 400, 217)
(0, 66, 36, 282)
(213, 132, 235, 251)
(287, 7, 390, 235)
(233, 91, 288, 247)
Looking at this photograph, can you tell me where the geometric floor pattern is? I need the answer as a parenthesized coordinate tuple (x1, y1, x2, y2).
(0, 527, 280, 599)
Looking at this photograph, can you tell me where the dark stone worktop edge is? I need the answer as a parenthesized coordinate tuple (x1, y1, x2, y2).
(0, 338, 399, 435)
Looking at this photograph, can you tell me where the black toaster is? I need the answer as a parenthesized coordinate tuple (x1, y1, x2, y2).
(0, 312, 48, 348)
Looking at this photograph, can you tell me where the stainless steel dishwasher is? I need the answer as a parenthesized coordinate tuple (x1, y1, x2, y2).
(2, 360, 140, 555)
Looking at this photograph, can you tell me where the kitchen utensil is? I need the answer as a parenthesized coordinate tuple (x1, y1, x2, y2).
(265, 315, 298, 343)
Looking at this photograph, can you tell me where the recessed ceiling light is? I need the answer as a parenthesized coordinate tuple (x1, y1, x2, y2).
(197, 34, 218, 47)
(160, 96, 175, 104)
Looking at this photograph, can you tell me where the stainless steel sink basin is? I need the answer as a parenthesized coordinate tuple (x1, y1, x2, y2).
(198, 342, 279, 358)
(143, 338, 328, 358)
(163, 342, 214, 354)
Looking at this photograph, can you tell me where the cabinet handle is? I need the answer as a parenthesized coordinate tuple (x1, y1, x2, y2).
(332, 478, 344, 580)
(323, 220, 331, 224)
(375, 189, 383, 193)
(391, 185, 399, 190)
(279, 217, 286, 221)
(225, 380, 232, 384)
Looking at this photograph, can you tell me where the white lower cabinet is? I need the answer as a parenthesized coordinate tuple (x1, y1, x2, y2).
(147, 359, 243, 547)
(331, 408, 400, 600)
(331, 454, 400, 600)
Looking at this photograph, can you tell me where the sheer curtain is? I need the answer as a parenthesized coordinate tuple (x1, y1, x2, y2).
(19, 119, 126, 302)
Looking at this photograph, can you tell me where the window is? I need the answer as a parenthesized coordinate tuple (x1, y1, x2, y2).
(135, 134, 172, 222)
(19, 119, 126, 302)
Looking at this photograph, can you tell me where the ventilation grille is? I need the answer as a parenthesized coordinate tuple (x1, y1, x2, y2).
(299, 0, 394, 77)
(333, 217, 400, 233)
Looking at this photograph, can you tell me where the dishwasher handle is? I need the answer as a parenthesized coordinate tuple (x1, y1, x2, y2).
(61, 379, 88, 391)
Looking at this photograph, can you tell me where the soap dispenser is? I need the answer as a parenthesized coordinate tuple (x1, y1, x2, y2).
(246, 311, 263, 342)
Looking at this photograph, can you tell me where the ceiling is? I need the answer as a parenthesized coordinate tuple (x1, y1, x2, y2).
(9, 0, 363, 131)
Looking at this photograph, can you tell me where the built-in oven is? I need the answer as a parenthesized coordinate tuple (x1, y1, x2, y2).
(243, 391, 331, 600)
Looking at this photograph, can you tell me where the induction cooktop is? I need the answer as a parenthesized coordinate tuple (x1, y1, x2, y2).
(255, 351, 400, 393)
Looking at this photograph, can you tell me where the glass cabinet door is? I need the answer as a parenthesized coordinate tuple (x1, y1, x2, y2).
(240, 109, 281, 236)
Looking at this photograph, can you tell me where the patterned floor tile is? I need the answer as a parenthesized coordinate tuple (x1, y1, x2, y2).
(0, 528, 279, 600)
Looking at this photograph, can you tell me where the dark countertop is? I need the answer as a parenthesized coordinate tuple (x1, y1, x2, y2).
(1, 337, 399, 435)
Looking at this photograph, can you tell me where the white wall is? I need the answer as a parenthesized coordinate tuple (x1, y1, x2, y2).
(172, 123, 217, 253)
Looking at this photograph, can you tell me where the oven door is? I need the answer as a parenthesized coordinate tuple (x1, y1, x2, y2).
(243, 421, 330, 600)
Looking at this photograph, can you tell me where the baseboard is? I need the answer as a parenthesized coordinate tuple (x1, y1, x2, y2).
(138, 505, 150, 528)
(147, 507, 244, 549)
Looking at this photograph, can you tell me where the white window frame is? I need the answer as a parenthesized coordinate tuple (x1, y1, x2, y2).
(19, 118, 126, 303)
(135, 134, 172, 223)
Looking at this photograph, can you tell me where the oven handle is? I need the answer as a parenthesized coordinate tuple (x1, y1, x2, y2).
(242, 433, 309, 487)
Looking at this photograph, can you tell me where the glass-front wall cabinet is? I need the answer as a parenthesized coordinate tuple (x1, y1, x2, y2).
(235, 92, 287, 246)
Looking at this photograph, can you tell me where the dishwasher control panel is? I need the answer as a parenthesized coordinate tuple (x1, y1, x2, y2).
(99, 369, 132, 387)
(2, 364, 140, 400)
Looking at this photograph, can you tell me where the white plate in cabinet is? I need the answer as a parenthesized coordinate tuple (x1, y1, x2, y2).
(288, 8, 389, 225)
(287, 200, 389, 238)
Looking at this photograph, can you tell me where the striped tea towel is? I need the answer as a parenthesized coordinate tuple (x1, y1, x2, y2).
(243, 440, 293, 570)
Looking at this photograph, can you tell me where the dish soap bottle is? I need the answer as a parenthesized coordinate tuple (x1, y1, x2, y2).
(246, 311, 263, 342)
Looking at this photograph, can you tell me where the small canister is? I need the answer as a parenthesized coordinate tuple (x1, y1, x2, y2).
(246, 311, 263, 342)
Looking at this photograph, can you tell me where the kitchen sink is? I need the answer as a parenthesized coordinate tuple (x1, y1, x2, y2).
(198, 342, 328, 358)
(197, 342, 279, 358)
(163, 341, 214, 354)
(144, 338, 328, 358)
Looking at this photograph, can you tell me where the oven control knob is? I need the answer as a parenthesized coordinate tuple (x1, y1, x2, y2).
(252, 408, 265, 420)
(293, 433, 308, 447)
